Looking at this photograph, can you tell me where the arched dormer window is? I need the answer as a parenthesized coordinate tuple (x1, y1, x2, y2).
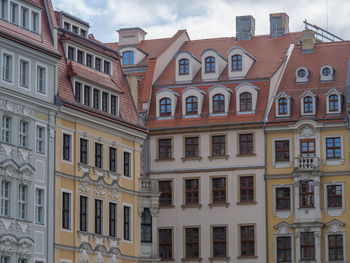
(186, 96, 198, 115)
(213, 94, 225, 113)
(300, 90, 316, 115)
(329, 95, 338, 112)
(278, 98, 288, 115)
(179, 58, 189, 75)
(141, 208, 152, 242)
(232, 54, 242, 71)
(205, 56, 215, 73)
(303, 96, 313, 114)
(240, 92, 252, 112)
(160, 98, 171, 116)
(325, 88, 342, 114)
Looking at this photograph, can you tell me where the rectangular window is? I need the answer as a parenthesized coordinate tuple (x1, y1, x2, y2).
(327, 185, 342, 208)
(62, 192, 71, 229)
(185, 178, 199, 205)
(86, 54, 92, 68)
(37, 66, 46, 94)
(212, 177, 226, 204)
(141, 208, 152, 242)
(31, 11, 39, 33)
(64, 22, 70, 30)
(36, 126, 45, 154)
(10, 2, 18, 24)
(80, 29, 87, 37)
(240, 176, 254, 203)
(328, 234, 343, 261)
(35, 188, 44, 225)
(18, 259, 27, 263)
(2, 116, 11, 143)
(95, 199, 103, 234)
(79, 196, 88, 232)
(19, 59, 29, 87)
(95, 57, 101, 71)
(84, 85, 91, 106)
(93, 89, 100, 109)
(123, 205, 131, 241)
(239, 133, 253, 155)
(277, 236, 291, 262)
(212, 135, 225, 156)
(77, 50, 84, 64)
(80, 138, 88, 165)
(276, 187, 290, 210)
(158, 138, 172, 160)
(102, 92, 108, 112)
(68, 46, 74, 60)
(213, 226, 226, 257)
(299, 181, 314, 208)
(159, 180, 172, 207)
(95, 143, 103, 169)
(240, 225, 255, 257)
(185, 137, 198, 158)
(19, 120, 28, 148)
(109, 202, 117, 237)
(72, 25, 78, 34)
(1, 256, 10, 263)
(75, 82, 81, 103)
(1, 181, 10, 216)
(0, 0, 8, 20)
(275, 140, 289, 162)
(326, 137, 341, 159)
(301, 232, 315, 260)
(123, 151, 131, 177)
(18, 184, 27, 220)
(111, 95, 118, 115)
(109, 147, 117, 172)
(185, 227, 199, 259)
(62, 133, 71, 161)
(300, 139, 315, 157)
(104, 61, 111, 74)
(2, 53, 12, 82)
(159, 229, 172, 260)
(20, 7, 29, 29)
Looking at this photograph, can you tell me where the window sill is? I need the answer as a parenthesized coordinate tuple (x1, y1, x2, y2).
(181, 257, 203, 262)
(159, 205, 175, 209)
(210, 113, 228, 117)
(181, 204, 203, 210)
(237, 256, 257, 259)
(156, 158, 175, 162)
(208, 256, 230, 262)
(208, 202, 230, 208)
(208, 155, 229, 161)
(181, 156, 202, 162)
(236, 153, 256, 157)
(236, 201, 257, 206)
(157, 116, 173, 120)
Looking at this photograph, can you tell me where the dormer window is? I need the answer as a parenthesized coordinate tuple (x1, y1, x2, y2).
(298, 69, 306, 78)
(235, 83, 259, 114)
(156, 89, 178, 119)
(322, 67, 330, 76)
(240, 92, 252, 112)
(325, 88, 342, 114)
(205, 56, 215, 73)
(68, 46, 74, 60)
(186, 96, 198, 115)
(295, 66, 310, 83)
(179, 59, 189, 75)
(320, 65, 335, 82)
(303, 96, 313, 114)
(213, 94, 225, 113)
(160, 98, 171, 117)
(64, 22, 70, 30)
(123, 51, 134, 65)
(278, 98, 288, 115)
(182, 87, 205, 117)
(300, 90, 316, 115)
(329, 95, 338, 112)
(232, 55, 242, 71)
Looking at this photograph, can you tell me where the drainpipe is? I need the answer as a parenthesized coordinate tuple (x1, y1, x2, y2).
(263, 118, 268, 263)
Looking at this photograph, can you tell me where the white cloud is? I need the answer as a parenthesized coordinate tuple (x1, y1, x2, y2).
(54, 0, 102, 18)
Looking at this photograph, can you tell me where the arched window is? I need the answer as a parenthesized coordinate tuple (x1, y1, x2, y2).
(278, 98, 288, 115)
(303, 96, 313, 113)
(205, 56, 215, 73)
(213, 94, 225, 113)
(232, 55, 242, 71)
(186, 96, 198, 115)
(329, 95, 338, 112)
(240, 92, 252, 112)
(179, 59, 189, 75)
(160, 98, 171, 116)
(141, 208, 152, 242)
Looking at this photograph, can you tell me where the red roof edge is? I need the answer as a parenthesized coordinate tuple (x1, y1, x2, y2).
(138, 58, 157, 111)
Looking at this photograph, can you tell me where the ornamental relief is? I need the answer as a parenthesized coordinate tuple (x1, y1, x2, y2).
(0, 99, 34, 118)
(0, 218, 31, 234)
(78, 175, 121, 201)
(0, 161, 34, 183)
(299, 126, 314, 138)
(0, 235, 34, 256)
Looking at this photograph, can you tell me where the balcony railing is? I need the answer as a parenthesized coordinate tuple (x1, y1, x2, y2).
(139, 178, 158, 193)
(295, 156, 320, 170)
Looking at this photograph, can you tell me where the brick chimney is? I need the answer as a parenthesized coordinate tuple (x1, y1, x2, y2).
(270, 13, 289, 38)
(236, 15, 255, 41)
(117, 27, 147, 45)
(302, 30, 315, 53)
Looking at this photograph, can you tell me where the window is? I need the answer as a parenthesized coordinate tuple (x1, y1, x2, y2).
(80, 196, 88, 232)
(31, 11, 39, 33)
(123, 51, 134, 65)
(0, 0, 8, 20)
(186, 96, 198, 115)
(86, 54, 92, 68)
(276, 187, 290, 210)
(240, 176, 254, 203)
(111, 95, 118, 115)
(20, 7, 29, 29)
(1, 256, 10, 263)
(299, 181, 314, 208)
(75, 82, 81, 103)
(80, 138, 88, 164)
(93, 89, 100, 109)
(123, 205, 131, 241)
(327, 185, 342, 208)
(109, 147, 117, 172)
(158, 138, 172, 160)
(19, 59, 29, 88)
(185, 227, 199, 258)
(77, 50, 84, 64)
(278, 98, 288, 115)
(64, 22, 70, 30)
(329, 94, 338, 112)
(62, 192, 71, 229)
(123, 151, 131, 177)
(10, 2, 18, 24)
(19, 121, 28, 148)
(212, 177, 226, 204)
(37, 66, 46, 94)
(159, 180, 172, 207)
(185, 178, 199, 205)
(205, 56, 215, 73)
(301, 232, 315, 260)
(213, 94, 225, 113)
(303, 96, 313, 114)
(2, 116, 11, 143)
(35, 189, 44, 225)
(212, 135, 225, 156)
(240, 225, 255, 257)
(213, 226, 226, 257)
(323, 67, 331, 76)
(160, 98, 171, 116)
(109, 202, 117, 237)
(326, 137, 341, 159)
(102, 92, 108, 112)
(80, 29, 87, 37)
(179, 58, 189, 75)
(72, 25, 78, 34)
(159, 229, 172, 260)
(275, 140, 289, 162)
(95, 199, 103, 234)
(2, 53, 12, 82)
(18, 259, 27, 263)
(232, 54, 242, 71)
(277, 236, 291, 262)
(328, 234, 343, 261)
(298, 69, 306, 78)
(95, 143, 103, 169)
(68, 46, 74, 60)
(18, 184, 27, 220)
(185, 137, 198, 158)
(62, 133, 71, 161)
(300, 139, 315, 157)
(1, 181, 10, 216)
(84, 85, 91, 106)
(95, 58, 101, 71)
(240, 92, 252, 112)
(239, 133, 253, 155)
(141, 208, 152, 242)
(104, 61, 111, 74)
(36, 126, 45, 154)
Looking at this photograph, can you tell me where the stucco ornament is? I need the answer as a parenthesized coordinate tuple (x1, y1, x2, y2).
(79, 177, 91, 193)
(94, 181, 105, 196)
(109, 186, 120, 200)
(150, 206, 159, 217)
(18, 238, 34, 256)
(300, 126, 314, 138)
(95, 251, 104, 263)
(110, 254, 118, 263)
(79, 248, 89, 263)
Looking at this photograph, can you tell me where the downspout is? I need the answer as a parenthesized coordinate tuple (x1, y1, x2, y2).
(263, 117, 268, 263)
(345, 60, 350, 175)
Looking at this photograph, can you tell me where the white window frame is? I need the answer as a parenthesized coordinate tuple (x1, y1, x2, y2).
(323, 182, 345, 217)
(36, 62, 48, 95)
(272, 184, 293, 219)
(300, 90, 317, 116)
(20, 6, 29, 29)
(273, 227, 294, 263)
(61, 131, 73, 164)
(323, 135, 344, 166)
(320, 64, 335, 82)
(295, 66, 310, 83)
(235, 83, 259, 114)
(155, 89, 178, 119)
(324, 220, 346, 263)
(275, 91, 292, 117)
(18, 56, 31, 89)
(31, 10, 40, 33)
(208, 85, 232, 116)
(18, 183, 28, 220)
(0, 0, 9, 20)
(35, 124, 46, 155)
(1, 49, 14, 84)
(325, 88, 342, 114)
(1, 115, 12, 144)
(182, 87, 206, 118)
(19, 119, 29, 148)
(122, 149, 132, 180)
(61, 189, 73, 232)
(79, 136, 89, 165)
(122, 203, 133, 243)
(34, 187, 45, 226)
(1, 180, 11, 217)
(271, 137, 293, 168)
(10, 1, 19, 25)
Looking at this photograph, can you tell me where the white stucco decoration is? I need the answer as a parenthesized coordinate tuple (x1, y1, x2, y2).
(95, 252, 104, 263)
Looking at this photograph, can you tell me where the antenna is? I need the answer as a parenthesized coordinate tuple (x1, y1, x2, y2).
(326, 0, 329, 31)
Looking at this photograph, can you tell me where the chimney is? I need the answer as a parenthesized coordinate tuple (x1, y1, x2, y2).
(117, 27, 147, 45)
(270, 13, 289, 38)
(302, 30, 315, 53)
(236, 15, 255, 41)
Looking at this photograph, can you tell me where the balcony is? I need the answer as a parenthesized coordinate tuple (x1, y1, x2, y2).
(295, 156, 320, 170)
(139, 178, 158, 193)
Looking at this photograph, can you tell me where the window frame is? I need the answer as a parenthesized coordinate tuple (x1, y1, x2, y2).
(238, 175, 256, 204)
(123, 149, 132, 179)
(79, 138, 89, 165)
(300, 232, 315, 260)
(205, 56, 215, 73)
(210, 176, 227, 206)
(79, 195, 88, 232)
(210, 134, 226, 158)
(212, 93, 225, 114)
(141, 208, 152, 243)
(232, 54, 242, 71)
(1, 180, 11, 217)
(62, 132, 73, 163)
(123, 51, 134, 65)
(185, 96, 198, 115)
(19, 57, 30, 89)
(2, 50, 14, 84)
(238, 133, 254, 156)
(240, 92, 252, 112)
(34, 187, 45, 225)
(94, 198, 103, 235)
(239, 224, 256, 258)
(211, 225, 228, 259)
(184, 136, 199, 159)
(19, 120, 29, 148)
(159, 97, 172, 117)
(276, 236, 292, 263)
(1, 115, 12, 144)
(94, 142, 103, 169)
(275, 140, 290, 162)
(183, 177, 200, 207)
(109, 201, 118, 238)
(323, 182, 345, 216)
(36, 63, 47, 95)
(278, 97, 288, 116)
(158, 179, 173, 208)
(122, 203, 132, 242)
(158, 228, 173, 260)
(157, 137, 173, 161)
(325, 137, 341, 160)
(184, 226, 200, 259)
(179, 58, 189, 75)
(35, 124, 46, 155)
(109, 146, 117, 172)
(61, 189, 72, 232)
(299, 180, 314, 208)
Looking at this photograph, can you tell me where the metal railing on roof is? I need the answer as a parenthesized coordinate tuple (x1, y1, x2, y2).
(303, 20, 344, 42)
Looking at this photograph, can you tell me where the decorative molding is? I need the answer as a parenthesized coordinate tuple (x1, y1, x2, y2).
(95, 251, 104, 263)
(79, 248, 89, 263)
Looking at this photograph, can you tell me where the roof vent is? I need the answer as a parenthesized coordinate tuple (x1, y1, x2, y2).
(236, 15, 255, 41)
(270, 13, 289, 38)
(302, 30, 315, 53)
(117, 27, 147, 45)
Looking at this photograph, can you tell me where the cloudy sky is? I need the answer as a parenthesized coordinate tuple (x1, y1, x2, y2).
(51, 0, 350, 43)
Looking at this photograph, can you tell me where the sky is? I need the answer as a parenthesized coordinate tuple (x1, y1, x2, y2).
(51, 0, 350, 43)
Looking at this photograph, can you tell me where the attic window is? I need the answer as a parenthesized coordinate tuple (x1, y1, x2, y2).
(186, 96, 198, 115)
(213, 94, 225, 113)
(232, 55, 242, 71)
(278, 98, 288, 115)
(303, 96, 313, 114)
(123, 35, 135, 39)
(240, 92, 252, 112)
(179, 59, 189, 75)
(329, 95, 338, 112)
(322, 67, 331, 76)
(295, 66, 310, 83)
(298, 69, 306, 78)
(123, 51, 134, 65)
(205, 56, 215, 73)
(320, 65, 335, 82)
(160, 98, 171, 116)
